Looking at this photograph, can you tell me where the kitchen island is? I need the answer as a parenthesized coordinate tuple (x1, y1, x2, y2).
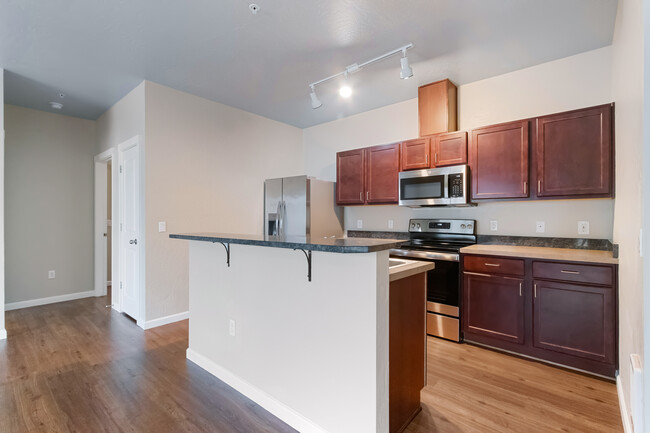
(170, 233, 430, 433)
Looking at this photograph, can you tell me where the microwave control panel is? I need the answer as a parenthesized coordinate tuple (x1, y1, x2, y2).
(449, 173, 464, 198)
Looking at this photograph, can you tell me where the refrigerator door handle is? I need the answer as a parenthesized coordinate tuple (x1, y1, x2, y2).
(275, 201, 282, 236)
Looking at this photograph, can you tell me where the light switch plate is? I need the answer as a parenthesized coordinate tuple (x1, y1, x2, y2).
(578, 221, 590, 235)
(388, 220, 394, 229)
(490, 220, 498, 231)
(536, 221, 545, 233)
(229, 319, 236, 337)
(356, 220, 363, 229)
(48, 270, 55, 279)
(158, 221, 167, 233)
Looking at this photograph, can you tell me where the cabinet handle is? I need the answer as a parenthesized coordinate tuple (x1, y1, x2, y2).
(360, 191, 363, 201)
(464, 271, 491, 278)
(484, 263, 501, 267)
(366, 191, 369, 201)
(435, 153, 438, 164)
(538, 180, 541, 193)
(561, 270, 580, 274)
(534, 283, 537, 298)
(425, 154, 428, 164)
(519, 282, 522, 297)
(523, 181, 527, 194)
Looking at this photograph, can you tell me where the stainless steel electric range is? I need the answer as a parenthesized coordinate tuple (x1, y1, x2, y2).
(390, 218, 476, 342)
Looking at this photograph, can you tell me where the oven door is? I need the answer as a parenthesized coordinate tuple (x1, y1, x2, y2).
(398, 170, 449, 206)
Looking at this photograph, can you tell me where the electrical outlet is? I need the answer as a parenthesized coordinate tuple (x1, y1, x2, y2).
(48, 270, 55, 279)
(356, 219, 363, 229)
(158, 221, 166, 233)
(536, 221, 545, 233)
(578, 221, 590, 235)
(388, 219, 394, 229)
(490, 220, 498, 231)
(229, 319, 236, 337)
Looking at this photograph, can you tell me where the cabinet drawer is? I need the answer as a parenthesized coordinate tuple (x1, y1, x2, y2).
(463, 255, 524, 276)
(533, 261, 614, 286)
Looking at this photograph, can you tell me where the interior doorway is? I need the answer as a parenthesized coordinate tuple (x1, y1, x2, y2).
(94, 148, 119, 311)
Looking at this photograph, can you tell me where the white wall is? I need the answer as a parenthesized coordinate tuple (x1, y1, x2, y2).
(610, 0, 645, 428)
(303, 47, 615, 239)
(5, 105, 96, 304)
(143, 81, 304, 322)
(0, 70, 5, 337)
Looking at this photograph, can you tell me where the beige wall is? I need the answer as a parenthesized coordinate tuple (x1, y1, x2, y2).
(143, 81, 304, 321)
(1, 70, 5, 334)
(5, 105, 96, 304)
(611, 0, 645, 425)
(303, 47, 615, 239)
(95, 82, 145, 155)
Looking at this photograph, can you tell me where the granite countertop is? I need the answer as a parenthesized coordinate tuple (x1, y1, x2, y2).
(389, 259, 435, 282)
(460, 244, 618, 264)
(169, 233, 405, 253)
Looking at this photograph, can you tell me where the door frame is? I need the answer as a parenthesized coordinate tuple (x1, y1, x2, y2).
(118, 136, 146, 326)
(94, 148, 118, 307)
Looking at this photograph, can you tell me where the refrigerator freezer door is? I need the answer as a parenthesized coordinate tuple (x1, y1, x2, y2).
(281, 176, 308, 238)
(264, 178, 283, 236)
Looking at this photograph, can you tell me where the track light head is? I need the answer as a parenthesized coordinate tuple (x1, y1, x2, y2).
(310, 87, 322, 109)
(400, 52, 413, 80)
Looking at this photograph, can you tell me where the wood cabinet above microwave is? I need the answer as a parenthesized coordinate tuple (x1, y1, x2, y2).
(400, 132, 468, 171)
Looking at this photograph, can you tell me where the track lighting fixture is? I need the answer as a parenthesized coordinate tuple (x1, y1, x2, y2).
(308, 43, 413, 109)
(310, 86, 322, 109)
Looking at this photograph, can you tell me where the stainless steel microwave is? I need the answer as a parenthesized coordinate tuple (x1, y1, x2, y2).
(398, 165, 470, 207)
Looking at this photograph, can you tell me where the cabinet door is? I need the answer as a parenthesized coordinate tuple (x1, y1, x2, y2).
(366, 143, 400, 204)
(400, 138, 430, 171)
(536, 105, 613, 197)
(434, 131, 467, 167)
(470, 120, 529, 199)
(533, 279, 615, 364)
(463, 272, 525, 344)
(418, 79, 457, 136)
(336, 149, 365, 205)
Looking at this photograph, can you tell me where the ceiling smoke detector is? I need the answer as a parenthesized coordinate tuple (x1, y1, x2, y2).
(249, 3, 260, 14)
(49, 101, 63, 110)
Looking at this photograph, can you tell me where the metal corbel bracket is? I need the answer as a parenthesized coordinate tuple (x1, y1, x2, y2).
(215, 242, 230, 267)
(295, 249, 312, 282)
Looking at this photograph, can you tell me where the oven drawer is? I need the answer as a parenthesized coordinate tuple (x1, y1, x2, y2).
(463, 255, 524, 276)
(426, 313, 460, 342)
(532, 261, 614, 286)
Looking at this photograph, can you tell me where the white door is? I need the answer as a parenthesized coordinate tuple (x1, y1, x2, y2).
(120, 145, 139, 320)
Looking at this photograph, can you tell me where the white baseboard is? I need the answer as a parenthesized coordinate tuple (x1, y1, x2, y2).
(618, 375, 634, 433)
(0, 329, 6, 340)
(5, 290, 96, 311)
(141, 311, 189, 330)
(186, 348, 328, 433)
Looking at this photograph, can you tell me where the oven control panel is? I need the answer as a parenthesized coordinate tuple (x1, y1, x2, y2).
(408, 218, 475, 234)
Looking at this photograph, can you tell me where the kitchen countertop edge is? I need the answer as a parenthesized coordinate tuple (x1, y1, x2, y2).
(460, 244, 619, 264)
(389, 261, 436, 282)
(170, 233, 405, 253)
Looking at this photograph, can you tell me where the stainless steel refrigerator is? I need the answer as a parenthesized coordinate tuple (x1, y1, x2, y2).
(264, 176, 344, 239)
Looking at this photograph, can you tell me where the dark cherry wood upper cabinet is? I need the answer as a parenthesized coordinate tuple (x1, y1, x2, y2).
(463, 273, 525, 345)
(434, 131, 468, 167)
(470, 120, 529, 200)
(367, 143, 400, 204)
(533, 279, 615, 364)
(418, 79, 458, 136)
(535, 104, 613, 198)
(336, 148, 365, 205)
(400, 138, 430, 171)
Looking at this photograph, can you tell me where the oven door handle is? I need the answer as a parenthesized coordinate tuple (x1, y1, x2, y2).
(389, 248, 459, 262)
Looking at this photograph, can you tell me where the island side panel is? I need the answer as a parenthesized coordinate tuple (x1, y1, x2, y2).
(187, 241, 389, 433)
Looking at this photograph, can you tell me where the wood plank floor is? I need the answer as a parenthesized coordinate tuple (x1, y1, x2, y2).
(407, 337, 623, 433)
(0, 297, 623, 432)
(0, 297, 296, 433)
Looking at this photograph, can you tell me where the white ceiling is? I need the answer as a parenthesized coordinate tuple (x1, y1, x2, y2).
(0, 0, 618, 128)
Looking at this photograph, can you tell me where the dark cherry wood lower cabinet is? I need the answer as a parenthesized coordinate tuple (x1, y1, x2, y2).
(389, 273, 426, 433)
(462, 254, 618, 378)
(463, 273, 524, 344)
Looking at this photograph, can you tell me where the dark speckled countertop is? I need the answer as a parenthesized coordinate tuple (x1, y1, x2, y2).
(169, 233, 405, 253)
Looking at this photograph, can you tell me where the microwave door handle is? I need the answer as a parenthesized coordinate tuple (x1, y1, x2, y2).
(444, 174, 449, 198)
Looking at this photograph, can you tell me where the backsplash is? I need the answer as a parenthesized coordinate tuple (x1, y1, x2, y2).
(343, 198, 614, 240)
